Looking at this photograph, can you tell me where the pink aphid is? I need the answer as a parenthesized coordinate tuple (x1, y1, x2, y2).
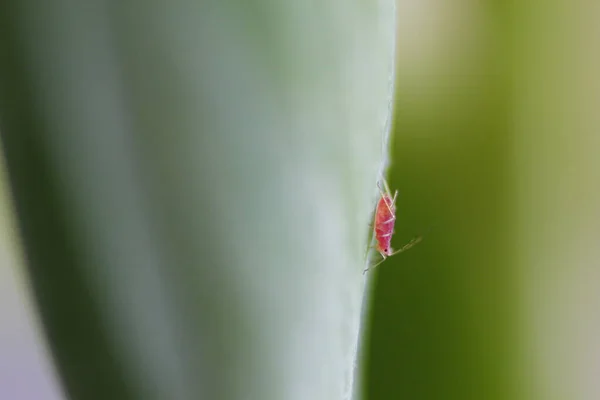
(363, 179, 422, 274)
(374, 191, 396, 256)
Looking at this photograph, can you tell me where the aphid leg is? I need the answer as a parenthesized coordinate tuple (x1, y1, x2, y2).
(363, 253, 387, 275)
(389, 235, 423, 256)
(363, 236, 423, 274)
(363, 241, 375, 260)
(364, 214, 379, 259)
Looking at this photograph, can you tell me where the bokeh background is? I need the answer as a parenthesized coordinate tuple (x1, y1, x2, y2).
(1, 1, 600, 400)
(365, 1, 600, 400)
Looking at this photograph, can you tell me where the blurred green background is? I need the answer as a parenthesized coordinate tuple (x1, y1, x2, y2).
(1, 1, 600, 400)
(365, 3, 517, 399)
(365, 2, 600, 400)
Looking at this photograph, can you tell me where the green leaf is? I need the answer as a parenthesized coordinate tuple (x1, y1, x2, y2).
(0, 1, 396, 399)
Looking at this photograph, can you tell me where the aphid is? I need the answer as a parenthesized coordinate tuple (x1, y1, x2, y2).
(363, 178, 422, 274)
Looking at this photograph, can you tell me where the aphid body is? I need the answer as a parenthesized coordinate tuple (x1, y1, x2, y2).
(363, 178, 422, 274)
(374, 191, 397, 258)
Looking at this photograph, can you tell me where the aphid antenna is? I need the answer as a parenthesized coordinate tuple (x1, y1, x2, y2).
(378, 175, 393, 195)
(378, 175, 402, 201)
(377, 179, 398, 216)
